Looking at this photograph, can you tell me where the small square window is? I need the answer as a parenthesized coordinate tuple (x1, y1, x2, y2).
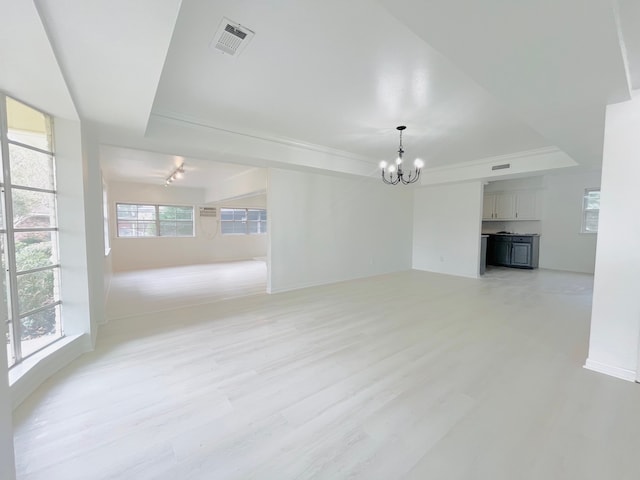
(581, 188, 600, 234)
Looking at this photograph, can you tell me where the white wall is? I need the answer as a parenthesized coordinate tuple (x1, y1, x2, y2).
(204, 168, 266, 204)
(413, 181, 484, 278)
(586, 94, 640, 381)
(108, 181, 267, 271)
(103, 178, 113, 315)
(56, 119, 94, 341)
(539, 170, 600, 274)
(267, 168, 413, 293)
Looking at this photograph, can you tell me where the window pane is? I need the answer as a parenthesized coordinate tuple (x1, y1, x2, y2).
(233, 222, 247, 234)
(233, 209, 246, 221)
(1, 234, 15, 367)
(136, 222, 157, 236)
(17, 267, 58, 315)
(582, 189, 600, 233)
(220, 209, 234, 221)
(221, 221, 234, 234)
(260, 220, 267, 233)
(248, 221, 259, 234)
(6, 97, 53, 152)
(8, 144, 55, 190)
(116, 204, 137, 219)
(117, 224, 135, 237)
(12, 189, 56, 228)
(175, 207, 193, 220)
(586, 191, 600, 209)
(159, 223, 177, 237)
(20, 304, 61, 359)
(247, 209, 260, 221)
(14, 231, 58, 271)
(584, 211, 599, 233)
(137, 205, 156, 220)
(159, 206, 176, 220)
(176, 222, 193, 236)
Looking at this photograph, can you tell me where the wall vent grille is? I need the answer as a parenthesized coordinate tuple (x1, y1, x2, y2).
(491, 163, 511, 171)
(199, 207, 217, 217)
(211, 18, 255, 56)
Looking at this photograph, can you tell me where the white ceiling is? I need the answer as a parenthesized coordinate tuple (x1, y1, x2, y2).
(35, 0, 181, 134)
(0, 0, 77, 120)
(7, 0, 640, 185)
(100, 145, 257, 190)
(152, 0, 550, 168)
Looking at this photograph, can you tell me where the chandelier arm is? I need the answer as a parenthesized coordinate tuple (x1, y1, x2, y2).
(381, 171, 400, 185)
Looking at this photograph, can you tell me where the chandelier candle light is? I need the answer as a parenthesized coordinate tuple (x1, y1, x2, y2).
(379, 126, 423, 185)
(165, 162, 185, 186)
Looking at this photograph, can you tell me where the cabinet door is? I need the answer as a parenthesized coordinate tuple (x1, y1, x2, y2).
(494, 240, 511, 266)
(511, 243, 532, 267)
(482, 194, 495, 220)
(515, 191, 538, 220)
(494, 193, 515, 220)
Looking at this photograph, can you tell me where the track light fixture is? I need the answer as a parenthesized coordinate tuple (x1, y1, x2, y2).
(165, 163, 185, 186)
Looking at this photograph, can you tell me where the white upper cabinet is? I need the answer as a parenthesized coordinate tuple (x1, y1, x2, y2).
(494, 192, 516, 219)
(483, 190, 539, 221)
(483, 194, 497, 220)
(514, 190, 538, 220)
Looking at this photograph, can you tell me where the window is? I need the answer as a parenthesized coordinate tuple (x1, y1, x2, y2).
(221, 208, 267, 235)
(116, 203, 194, 237)
(581, 188, 600, 233)
(1, 95, 62, 367)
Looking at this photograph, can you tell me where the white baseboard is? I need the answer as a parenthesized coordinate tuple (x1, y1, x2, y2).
(584, 358, 637, 382)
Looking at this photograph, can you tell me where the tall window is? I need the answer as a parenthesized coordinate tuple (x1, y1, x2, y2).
(116, 203, 194, 237)
(581, 188, 600, 233)
(1, 95, 62, 367)
(221, 208, 267, 235)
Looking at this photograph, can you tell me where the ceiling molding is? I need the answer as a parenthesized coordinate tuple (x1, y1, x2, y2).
(419, 147, 578, 186)
(150, 110, 377, 165)
(425, 146, 563, 173)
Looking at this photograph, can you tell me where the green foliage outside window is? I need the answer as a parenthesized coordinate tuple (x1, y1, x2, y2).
(15, 241, 55, 339)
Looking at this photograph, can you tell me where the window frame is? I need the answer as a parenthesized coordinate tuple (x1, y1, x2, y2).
(1, 94, 63, 367)
(581, 187, 600, 234)
(115, 203, 195, 238)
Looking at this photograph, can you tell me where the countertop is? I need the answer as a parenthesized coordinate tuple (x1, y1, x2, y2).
(483, 233, 540, 236)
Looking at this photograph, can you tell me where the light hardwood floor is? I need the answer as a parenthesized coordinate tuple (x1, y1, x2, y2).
(105, 260, 267, 320)
(12, 266, 640, 479)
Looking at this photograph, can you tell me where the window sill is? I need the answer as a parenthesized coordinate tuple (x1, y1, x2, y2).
(9, 333, 88, 409)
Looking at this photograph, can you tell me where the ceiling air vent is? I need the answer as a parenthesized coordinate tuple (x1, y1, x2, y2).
(199, 207, 217, 217)
(211, 17, 255, 56)
(492, 163, 511, 171)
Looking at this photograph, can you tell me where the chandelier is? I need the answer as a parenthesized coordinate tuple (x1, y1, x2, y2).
(379, 126, 423, 185)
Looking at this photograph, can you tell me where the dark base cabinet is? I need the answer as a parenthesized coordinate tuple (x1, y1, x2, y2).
(487, 235, 539, 269)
